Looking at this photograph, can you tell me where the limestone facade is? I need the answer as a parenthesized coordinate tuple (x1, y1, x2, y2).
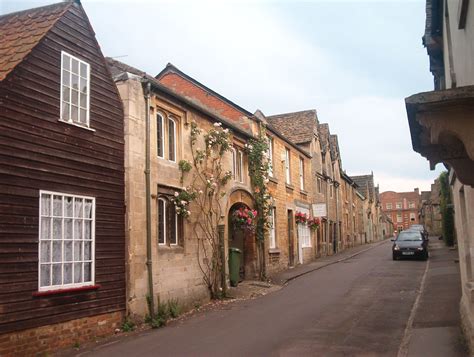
(406, 0, 474, 352)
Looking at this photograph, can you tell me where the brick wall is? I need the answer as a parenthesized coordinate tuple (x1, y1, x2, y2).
(0, 311, 122, 357)
(380, 190, 421, 231)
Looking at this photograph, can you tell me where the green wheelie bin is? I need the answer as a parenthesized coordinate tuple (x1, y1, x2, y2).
(228, 247, 242, 287)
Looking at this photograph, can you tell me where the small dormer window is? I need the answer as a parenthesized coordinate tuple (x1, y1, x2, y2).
(60, 52, 90, 128)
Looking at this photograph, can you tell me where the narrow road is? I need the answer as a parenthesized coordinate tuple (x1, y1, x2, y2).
(85, 241, 432, 356)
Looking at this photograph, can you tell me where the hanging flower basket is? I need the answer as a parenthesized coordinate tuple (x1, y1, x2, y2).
(308, 216, 321, 230)
(232, 207, 258, 231)
(295, 211, 308, 225)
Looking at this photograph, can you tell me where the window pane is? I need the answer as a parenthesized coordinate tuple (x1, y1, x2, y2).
(62, 85, 70, 102)
(80, 62, 87, 78)
(41, 194, 50, 216)
(80, 78, 87, 94)
(65, 197, 73, 217)
(74, 198, 83, 218)
(74, 241, 82, 261)
(71, 73, 79, 90)
(84, 262, 92, 282)
(62, 101, 70, 121)
(40, 264, 51, 287)
(63, 54, 70, 71)
(53, 218, 62, 240)
(40, 241, 51, 263)
(80, 92, 87, 108)
(71, 89, 79, 106)
(84, 241, 91, 260)
(52, 264, 62, 285)
(71, 105, 78, 122)
(168, 203, 177, 245)
(63, 263, 72, 284)
(168, 119, 175, 161)
(158, 200, 165, 244)
(71, 58, 79, 74)
(52, 241, 62, 262)
(79, 108, 87, 124)
(157, 115, 163, 157)
(62, 69, 70, 86)
(84, 220, 91, 240)
(53, 195, 62, 216)
(84, 200, 93, 219)
(64, 240, 73, 262)
(64, 218, 73, 240)
(74, 220, 83, 240)
(41, 217, 51, 240)
(74, 262, 82, 283)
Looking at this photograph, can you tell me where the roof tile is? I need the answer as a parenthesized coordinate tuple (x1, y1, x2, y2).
(0, 1, 72, 81)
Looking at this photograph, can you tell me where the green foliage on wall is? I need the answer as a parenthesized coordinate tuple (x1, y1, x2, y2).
(439, 171, 455, 246)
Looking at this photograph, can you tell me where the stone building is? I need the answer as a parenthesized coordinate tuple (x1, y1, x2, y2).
(350, 174, 383, 242)
(405, 0, 474, 350)
(420, 179, 442, 236)
(108, 59, 313, 319)
(379, 189, 421, 232)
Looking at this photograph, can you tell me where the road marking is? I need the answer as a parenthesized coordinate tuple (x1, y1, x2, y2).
(397, 257, 430, 357)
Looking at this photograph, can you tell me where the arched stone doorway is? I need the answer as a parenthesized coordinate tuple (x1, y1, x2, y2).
(227, 189, 256, 281)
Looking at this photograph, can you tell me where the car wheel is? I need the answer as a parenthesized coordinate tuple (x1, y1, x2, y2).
(392, 254, 397, 261)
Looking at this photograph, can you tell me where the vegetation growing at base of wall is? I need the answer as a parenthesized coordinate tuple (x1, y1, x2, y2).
(439, 171, 455, 246)
(244, 125, 273, 280)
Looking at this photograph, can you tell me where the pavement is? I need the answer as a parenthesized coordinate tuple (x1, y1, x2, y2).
(401, 238, 467, 357)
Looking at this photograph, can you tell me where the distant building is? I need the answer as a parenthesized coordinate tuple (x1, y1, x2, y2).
(420, 179, 442, 236)
(379, 189, 421, 232)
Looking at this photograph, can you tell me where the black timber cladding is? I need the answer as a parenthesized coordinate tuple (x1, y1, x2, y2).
(0, 3, 125, 334)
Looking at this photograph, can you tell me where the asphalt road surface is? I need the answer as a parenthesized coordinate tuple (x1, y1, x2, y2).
(84, 241, 429, 356)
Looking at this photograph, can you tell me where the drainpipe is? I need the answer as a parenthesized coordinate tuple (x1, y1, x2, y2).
(335, 182, 339, 252)
(144, 81, 155, 318)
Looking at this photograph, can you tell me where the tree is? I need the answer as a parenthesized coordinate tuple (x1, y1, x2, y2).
(439, 171, 455, 246)
(177, 122, 232, 298)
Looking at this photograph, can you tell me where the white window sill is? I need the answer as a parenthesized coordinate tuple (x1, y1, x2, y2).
(58, 119, 96, 132)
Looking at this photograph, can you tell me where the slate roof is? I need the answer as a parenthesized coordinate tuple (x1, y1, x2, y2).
(266, 110, 318, 144)
(318, 123, 330, 153)
(350, 174, 375, 200)
(0, 1, 72, 81)
(329, 134, 340, 162)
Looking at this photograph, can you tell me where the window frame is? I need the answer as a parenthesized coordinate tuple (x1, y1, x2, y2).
(408, 201, 415, 209)
(317, 177, 322, 194)
(168, 117, 177, 162)
(299, 157, 305, 190)
(298, 208, 311, 248)
(397, 213, 402, 223)
(157, 113, 165, 158)
(38, 190, 96, 292)
(60, 51, 91, 129)
(285, 148, 291, 184)
(396, 202, 402, 209)
(158, 198, 166, 245)
(269, 207, 277, 249)
(267, 136, 274, 177)
(232, 147, 244, 183)
(157, 196, 179, 246)
(386, 203, 392, 210)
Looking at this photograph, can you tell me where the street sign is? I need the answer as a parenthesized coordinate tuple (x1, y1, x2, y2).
(312, 203, 327, 217)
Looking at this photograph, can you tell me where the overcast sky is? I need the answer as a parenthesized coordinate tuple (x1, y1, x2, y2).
(2, 0, 443, 192)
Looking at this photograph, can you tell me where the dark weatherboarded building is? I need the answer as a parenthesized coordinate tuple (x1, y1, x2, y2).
(0, 1, 125, 354)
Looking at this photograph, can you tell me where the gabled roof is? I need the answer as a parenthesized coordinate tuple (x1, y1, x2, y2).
(329, 134, 340, 162)
(350, 174, 375, 200)
(318, 123, 330, 153)
(156, 63, 254, 133)
(0, 1, 73, 81)
(266, 110, 318, 144)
